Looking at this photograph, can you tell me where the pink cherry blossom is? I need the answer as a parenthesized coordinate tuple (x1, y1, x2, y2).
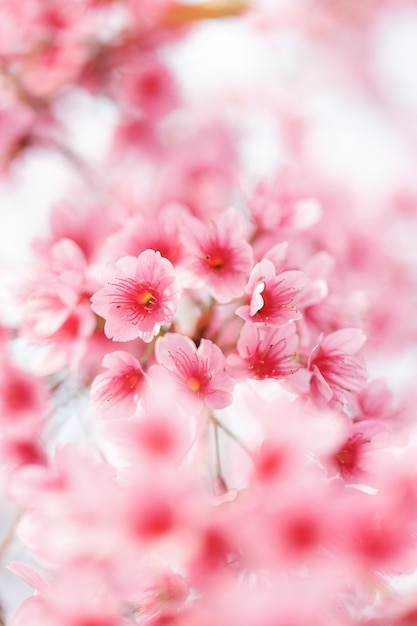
(102, 202, 188, 267)
(91, 350, 146, 419)
(154, 333, 233, 413)
(0, 358, 48, 438)
(308, 328, 368, 405)
(236, 258, 310, 327)
(91, 250, 181, 343)
(226, 322, 299, 380)
(180, 207, 253, 303)
(21, 237, 90, 338)
(115, 56, 178, 119)
(3, 1, 417, 624)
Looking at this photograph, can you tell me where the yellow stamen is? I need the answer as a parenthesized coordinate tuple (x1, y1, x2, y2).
(187, 377, 201, 392)
(140, 292, 154, 307)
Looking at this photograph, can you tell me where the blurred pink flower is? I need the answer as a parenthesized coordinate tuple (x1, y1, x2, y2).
(91, 350, 146, 419)
(308, 328, 368, 405)
(0, 359, 48, 438)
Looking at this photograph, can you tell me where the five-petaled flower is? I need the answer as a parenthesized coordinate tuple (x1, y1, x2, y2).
(308, 328, 368, 405)
(180, 207, 253, 303)
(236, 259, 309, 327)
(226, 322, 299, 380)
(90, 250, 181, 343)
(154, 333, 233, 414)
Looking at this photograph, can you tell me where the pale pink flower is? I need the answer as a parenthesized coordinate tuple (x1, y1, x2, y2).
(21, 238, 90, 338)
(236, 258, 309, 327)
(180, 207, 253, 303)
(19, 238, 97, 374)
(91, 351, 146, 419)
(249, 169, 322, 232)
(159, 122, 237, 219)
(308, 328, 368, 405)
(226, 322, 299, 380)
(153, 333, 233, 413)
(353, 378, 396, 423)
(91, 250, 181, 343)
(28, 302, 97, 376)
(115, 379, 194, 462)
(103, 202, 189, 267)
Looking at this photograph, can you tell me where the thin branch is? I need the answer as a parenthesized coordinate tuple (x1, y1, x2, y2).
(209, 415, 253, 460)
(0, 513, 21, 563)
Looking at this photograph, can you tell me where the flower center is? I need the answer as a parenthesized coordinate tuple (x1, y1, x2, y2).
(140, 291, 156, 307)
(109, 278, 160, 324)
(187, 376, 202, 392)
(205, 254, 225, 270)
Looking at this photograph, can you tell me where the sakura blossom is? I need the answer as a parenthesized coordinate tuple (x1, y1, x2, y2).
(91, 350, 146, 419)
(91, 250, 181, 343)
(1, 1, 417, 625)
(226, 321, 299, 380)
(308, 328, 368, 406)
(153, 333, 233, 413)
(179, 207, 253, 303)
(236, 258, 310, 327)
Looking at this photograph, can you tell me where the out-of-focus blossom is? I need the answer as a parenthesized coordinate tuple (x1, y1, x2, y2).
(91, 350, 146, 419)
(308, 328, 368, 406)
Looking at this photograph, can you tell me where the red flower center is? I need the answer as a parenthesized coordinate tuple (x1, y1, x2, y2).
(109, 278, 160, 324)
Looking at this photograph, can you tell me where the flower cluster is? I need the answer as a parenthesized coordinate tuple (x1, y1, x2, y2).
(1, 1, 417, 626)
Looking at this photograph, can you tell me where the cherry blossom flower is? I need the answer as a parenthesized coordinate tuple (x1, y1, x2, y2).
(91, 350, 146, 419)
(153, 333, 233, 413)
(0, 359, 48, 438)
(308, 328, 368, 405)
(226, 322, 299, 380)
(21, 238, 90, 338)
(180, 207, 253, 303)
(3, 1, 417, 624)
(331, 431, 371, 480)
(102, 202, 188, 267)
(115, 56, 178, 119)
(91, 250, 181, 343)
(236, 258, 310, 327)
(159, 123, 237, 219)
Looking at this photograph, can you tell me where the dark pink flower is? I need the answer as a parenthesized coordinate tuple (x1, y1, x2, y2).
(236, 258, 309, 327)
(180, 208, 253, 303)
(91, 250, 181, 343)
(332, 432, 371, 479)
(154, 333, 233, 413)
(226, 322, 299, 380)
